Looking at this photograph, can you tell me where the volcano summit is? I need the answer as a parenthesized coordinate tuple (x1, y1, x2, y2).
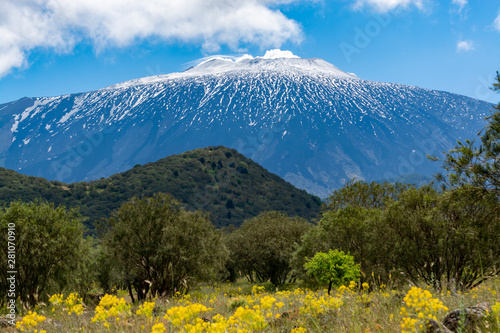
(0, 50, 492, 197)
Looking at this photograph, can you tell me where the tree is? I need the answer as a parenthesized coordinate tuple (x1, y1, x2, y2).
(103, 193, 228, 301)
(304, 250, 360, 295)
(226, 211, 311, 286)
(294, 181, 409, 284)
(296, 182, 500, 290)
(324, 180, 412, 212)
(293, 205, 386, 283)
(380, 186, 500, 290)
(0, 201, 88, 309)
(431, 71, 500, 197)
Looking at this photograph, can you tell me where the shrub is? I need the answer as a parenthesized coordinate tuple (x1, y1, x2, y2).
(379, 186, 500, 290)
(103, 193, 228, 301)
(297, 183, 500, 290)
(304, 249, 360, 294)
(226, 211, 311, 286)
(293, 206, 386, 284)
(0, 201, 89, 309)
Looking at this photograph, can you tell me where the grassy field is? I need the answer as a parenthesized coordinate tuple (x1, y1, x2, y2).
(6, 278, 500, 332)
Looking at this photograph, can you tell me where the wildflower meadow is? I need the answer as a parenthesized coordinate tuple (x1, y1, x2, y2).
(5, 278, 500, 332)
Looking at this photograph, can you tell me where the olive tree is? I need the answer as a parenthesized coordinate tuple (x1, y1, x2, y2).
(0, 200, 88, 309)
(295, 181, 500, 290)
(294, 181, 408, 284)
(325, 180, 411, 211)
(380, 186, 500, 290)
(103, 193, 228, 301)
(294, 205, 386, 283)
(226, 211, 311, 286)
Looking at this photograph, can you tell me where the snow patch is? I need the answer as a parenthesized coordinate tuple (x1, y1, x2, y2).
(193, 54, 254, 67)
(11, 114, 20, 133)
(11, 98, 50, 133)
(59, 96, 85, 123)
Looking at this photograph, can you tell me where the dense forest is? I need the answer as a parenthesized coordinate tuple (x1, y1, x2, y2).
(0, 146, 321, 229)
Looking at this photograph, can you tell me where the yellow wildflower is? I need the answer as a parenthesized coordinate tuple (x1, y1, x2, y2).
(151, 322, 166, 333)
(91, 294, 131, 328)
(136, 301, 156, 320)
(400, 287, 448, 333)
(16, 311, 46, 331)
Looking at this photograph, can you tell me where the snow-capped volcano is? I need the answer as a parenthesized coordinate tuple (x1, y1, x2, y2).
(0, 50, 493, 197)
(107, 50, 356, 90)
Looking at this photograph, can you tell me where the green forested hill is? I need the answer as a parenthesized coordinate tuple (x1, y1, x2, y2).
(0, 146, 321, 229)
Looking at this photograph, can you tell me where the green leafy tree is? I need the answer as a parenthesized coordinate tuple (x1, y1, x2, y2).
(294, 206, 385, 283)
(294, 181, 408, 284)
(431, 71, 500, 197)
(103, 193, 228, 301)
(304, 249, 360, 294)
(226, 211, 311, 286)
(0, 201, 88, 309)
(380, 186, 500, 290)
(297, 180, 500, 290)
(325, 180, 411, 212)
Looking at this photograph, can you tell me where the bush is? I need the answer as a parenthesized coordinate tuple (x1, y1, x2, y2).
(103, 193, 228, 301)
(304, 249, 360, 294)
(298, 184, 500, 290)
(379, 186, 500, 290)
(0, 200, 89, 309)
(226, 211, 311, 286)
(293, 205, 387, 284)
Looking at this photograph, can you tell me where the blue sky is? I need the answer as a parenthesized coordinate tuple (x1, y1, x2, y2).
(1, 0, 499, 104)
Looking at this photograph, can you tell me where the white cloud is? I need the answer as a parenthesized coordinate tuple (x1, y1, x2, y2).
(0, 0, 307, 78)
(353, 0, 426, 12)
(495, 11, 500, 31)
(456, 40, 474, 52)
(452, 0, 467, 13)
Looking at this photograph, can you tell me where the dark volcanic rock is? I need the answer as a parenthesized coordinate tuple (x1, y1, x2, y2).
(442, 303, 491, 332)
(426, 303, 492, 333)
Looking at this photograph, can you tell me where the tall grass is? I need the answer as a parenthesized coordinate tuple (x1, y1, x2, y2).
(5, 278, 500, 332)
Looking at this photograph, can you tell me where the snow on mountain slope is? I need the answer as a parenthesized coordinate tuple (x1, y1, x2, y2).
(0, 50, 493, 197)
(107, 50, 357, 90)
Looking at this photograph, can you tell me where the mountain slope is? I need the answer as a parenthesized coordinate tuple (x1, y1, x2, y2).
(0, 50, 492, 197)
(0, 146, 321, 229)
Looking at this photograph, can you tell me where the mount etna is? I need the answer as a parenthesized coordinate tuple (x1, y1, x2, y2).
(0, 50, 492, 197)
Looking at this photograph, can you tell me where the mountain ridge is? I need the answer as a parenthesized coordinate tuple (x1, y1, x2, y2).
(0, 51, 492, 197)
(0, 146, 322, 230)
